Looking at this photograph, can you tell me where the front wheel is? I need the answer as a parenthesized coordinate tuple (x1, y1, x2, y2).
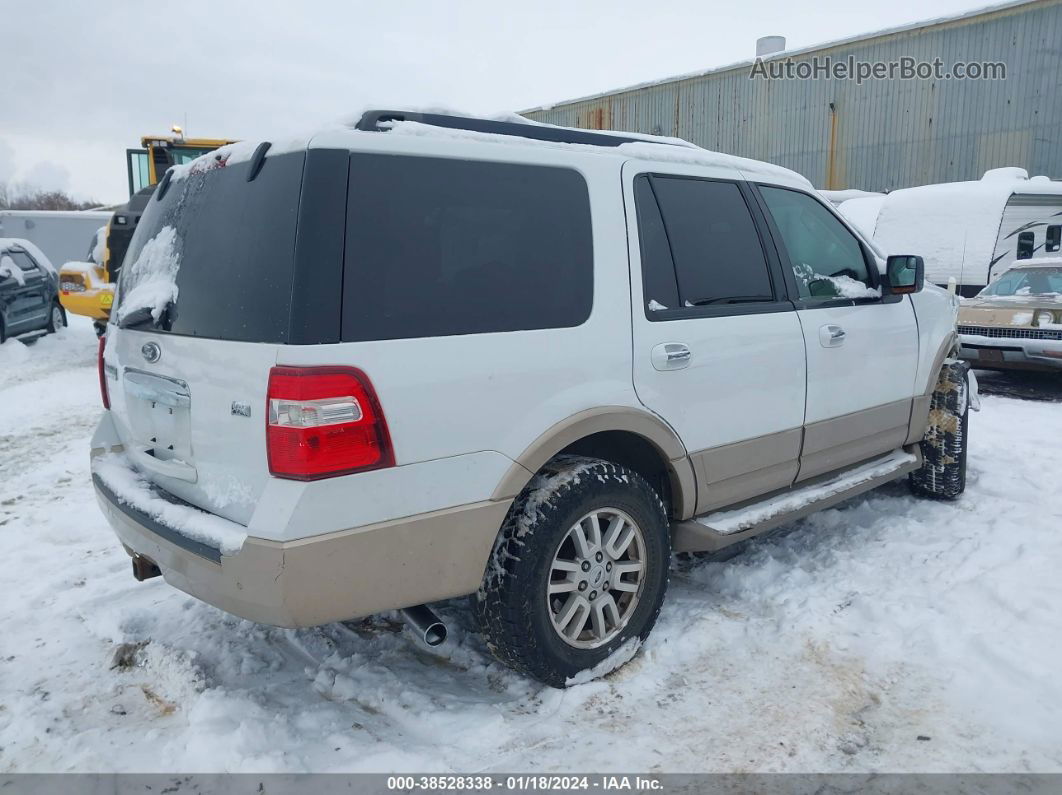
(46, 300, 66, 334)
(909, 360, 969, 500)
(475, 456, 670, 687)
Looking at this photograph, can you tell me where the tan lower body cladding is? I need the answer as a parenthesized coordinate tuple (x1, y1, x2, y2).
(689, 396, 929, 516)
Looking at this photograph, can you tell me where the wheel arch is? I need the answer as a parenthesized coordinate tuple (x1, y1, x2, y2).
(491, 407, 697, 520)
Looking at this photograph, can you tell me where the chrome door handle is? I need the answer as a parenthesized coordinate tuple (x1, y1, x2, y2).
(651, 342, 692, 371)
(819, 325, 846, 347)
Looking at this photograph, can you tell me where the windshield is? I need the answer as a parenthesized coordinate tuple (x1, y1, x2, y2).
(979, 267, 1062, 298)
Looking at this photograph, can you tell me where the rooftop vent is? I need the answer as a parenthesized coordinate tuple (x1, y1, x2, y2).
(756, 36, 786, 57)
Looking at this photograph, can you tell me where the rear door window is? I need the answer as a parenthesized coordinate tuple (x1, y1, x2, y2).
(342, 155, 593, 341)
(638, 175, 775, 313)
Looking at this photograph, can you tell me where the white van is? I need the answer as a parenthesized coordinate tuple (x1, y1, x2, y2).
(838, 168, 1062, 297)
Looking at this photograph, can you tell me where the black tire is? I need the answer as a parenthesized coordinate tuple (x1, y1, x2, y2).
(909, 360, 969, 500)
(46, 300, 67, 333)
(474, 456, 670, 688)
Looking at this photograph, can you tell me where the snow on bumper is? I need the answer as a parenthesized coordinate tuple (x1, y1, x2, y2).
(957, 332, 1062, 370)
(90, 415, 511, 628)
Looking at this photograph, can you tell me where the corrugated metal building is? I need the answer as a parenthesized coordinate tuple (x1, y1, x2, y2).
(521, 0, 1061, 191)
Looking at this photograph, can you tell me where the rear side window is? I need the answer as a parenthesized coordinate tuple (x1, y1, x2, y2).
(342, 155, 592, 341)
(635, 175, 774, 312)
(117, 151, 305, 342)
(8, 251, 40, 272)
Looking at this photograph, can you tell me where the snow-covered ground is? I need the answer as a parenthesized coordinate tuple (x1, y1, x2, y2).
(1, 317, 1060, 773)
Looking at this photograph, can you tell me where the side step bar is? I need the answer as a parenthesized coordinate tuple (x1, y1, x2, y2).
(671, 448, 921, 554)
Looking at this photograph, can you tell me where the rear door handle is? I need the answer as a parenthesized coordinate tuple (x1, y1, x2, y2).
(819, 325, 846, 347)
(651, 342, 692, 371)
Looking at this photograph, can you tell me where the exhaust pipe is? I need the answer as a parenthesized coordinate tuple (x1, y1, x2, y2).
(400, 604, 447, 647)
(131, 554, 161, 582)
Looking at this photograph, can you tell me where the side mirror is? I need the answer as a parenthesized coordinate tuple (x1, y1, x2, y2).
(885, 255, 924, 295)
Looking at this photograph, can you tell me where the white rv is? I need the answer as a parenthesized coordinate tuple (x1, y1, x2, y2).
(837, 168, 1062, 296)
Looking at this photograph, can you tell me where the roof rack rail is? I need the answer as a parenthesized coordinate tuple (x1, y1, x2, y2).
(355, 109, 680, 148)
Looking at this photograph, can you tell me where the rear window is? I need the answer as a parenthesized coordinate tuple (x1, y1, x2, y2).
(342, 154, 593, 341)
(116, 151, 305, 342)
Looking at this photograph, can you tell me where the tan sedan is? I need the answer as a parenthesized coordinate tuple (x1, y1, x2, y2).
(958, 260, 1062, 372)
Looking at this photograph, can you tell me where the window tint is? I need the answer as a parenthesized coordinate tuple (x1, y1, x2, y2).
(633, 177, 679, 311)
(1046, 225, 1060, 254)
(117, 151, 305, 342)
(342, 155, 592, 341)
(760, 186, 873, 299)
(636, 175, 773, 311)
(9, 251, 39, 272)
(1017, 231, 1035, 260)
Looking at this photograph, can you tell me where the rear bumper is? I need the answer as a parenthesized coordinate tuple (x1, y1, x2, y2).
(958, 333, 1062, 372)
(93, 451, 511, 629)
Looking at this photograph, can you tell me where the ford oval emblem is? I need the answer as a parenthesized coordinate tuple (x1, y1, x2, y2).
(141, 341, 161, 363)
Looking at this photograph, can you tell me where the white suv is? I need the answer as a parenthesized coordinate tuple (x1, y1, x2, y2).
(91, 111, 968, 687)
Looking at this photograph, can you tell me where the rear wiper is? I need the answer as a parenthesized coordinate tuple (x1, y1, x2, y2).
(687, 295, 774, 306)
(118, 304, 170, 330)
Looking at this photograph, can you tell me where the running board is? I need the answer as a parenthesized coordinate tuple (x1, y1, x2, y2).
(671, 448, 922, 554)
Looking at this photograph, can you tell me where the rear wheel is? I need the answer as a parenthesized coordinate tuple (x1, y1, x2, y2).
(475, 456, 670, 687)
(46, 300, 66, 334)
(909, 360, 969, 500)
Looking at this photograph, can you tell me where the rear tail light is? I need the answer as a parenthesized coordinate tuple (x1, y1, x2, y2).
(98, 335, 110, 409)
(266, 366, 394, 480)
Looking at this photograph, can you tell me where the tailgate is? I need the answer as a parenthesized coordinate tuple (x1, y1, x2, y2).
(104, 328, 277, 525)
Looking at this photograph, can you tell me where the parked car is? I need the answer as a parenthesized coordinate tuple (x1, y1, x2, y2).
(90, 111, 967, 687)
(0, 237, 66, 344)
(958, 258, 1062, 372)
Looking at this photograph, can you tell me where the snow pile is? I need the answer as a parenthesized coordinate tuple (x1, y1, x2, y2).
(91, 225, 108, 265)
(793, 262, 881, 299)
(91, 452, 248, 555)
(565, 638, 642, 687)
(699, 450, 917, 535)
(0, 253, 25, 285)
(113, 226, 180, 324)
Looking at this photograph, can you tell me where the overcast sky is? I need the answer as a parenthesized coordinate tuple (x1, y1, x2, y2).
(3, 0, 997, 204)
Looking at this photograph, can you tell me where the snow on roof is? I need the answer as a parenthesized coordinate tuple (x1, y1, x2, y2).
(520, 0, 1041, 113)
(836, 195, 887, 239)
(819, 189, 885, 206)
(315, 112, 812, 187)
(169, 107, 811, 191)
(857, 169, 1062, 283)
(0, 237, 57, 276)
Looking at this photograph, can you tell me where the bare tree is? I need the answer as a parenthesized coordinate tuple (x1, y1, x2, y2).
(0, 182, 101, 211)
